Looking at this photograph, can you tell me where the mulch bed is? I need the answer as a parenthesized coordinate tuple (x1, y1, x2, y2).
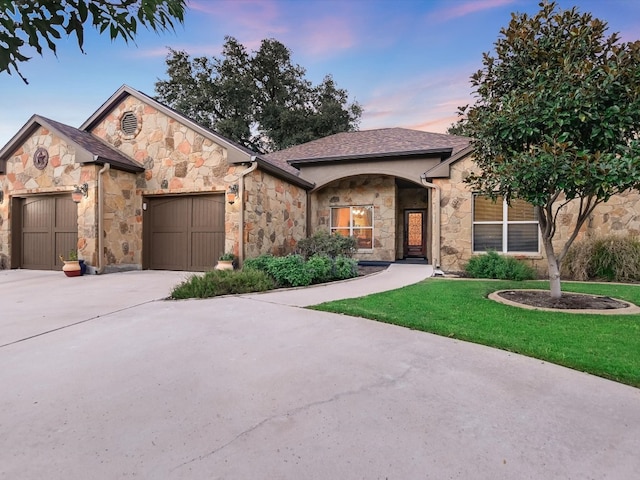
(498, 290, 630, 310)
(357, 265, 388, 276)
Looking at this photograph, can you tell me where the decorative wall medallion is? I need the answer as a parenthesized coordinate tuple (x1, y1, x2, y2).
(33, 147, 49, 170)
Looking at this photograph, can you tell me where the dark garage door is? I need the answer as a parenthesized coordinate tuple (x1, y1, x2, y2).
(145, 195, 225, 271)
(15, 195, 77, 270)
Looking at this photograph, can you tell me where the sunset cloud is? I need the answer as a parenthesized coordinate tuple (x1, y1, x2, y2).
(427, 0, 517, 22)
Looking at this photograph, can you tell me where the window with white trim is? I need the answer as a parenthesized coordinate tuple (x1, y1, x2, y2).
(330, 206, 373, 250)
(472, 195, 539, 253)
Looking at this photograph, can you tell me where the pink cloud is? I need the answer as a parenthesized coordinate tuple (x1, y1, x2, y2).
(427, 0, 516, 22)
(297, 16, 356, 57)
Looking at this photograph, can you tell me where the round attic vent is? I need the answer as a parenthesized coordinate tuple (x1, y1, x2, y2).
(120, 111, 139, 136)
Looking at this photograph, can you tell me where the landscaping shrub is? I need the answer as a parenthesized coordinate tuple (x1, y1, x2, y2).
(243, 252, 359, 287)
(465, 251, 536, 281)
(563, 234, 640, 281)
(333, 255, 359, 280)
(305, 254, 334, 283)
(170, 269, 275, 299)
(296, 231, 357, 259)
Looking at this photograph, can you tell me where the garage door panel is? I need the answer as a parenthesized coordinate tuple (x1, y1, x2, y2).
(191, 196, 225, 230)
(22, 232, 51, 270)
(146, 195, 225, 271)
(190, 231, 224, 270)
(19, 195, 76, 270)
(22, 197, 51, 229)
(150, 232, 188, 270)
(151, 199, 188, 229)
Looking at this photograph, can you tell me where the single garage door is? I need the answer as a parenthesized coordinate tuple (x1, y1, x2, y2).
(14, 195, 77, 270)
(145, 195, 225, 271)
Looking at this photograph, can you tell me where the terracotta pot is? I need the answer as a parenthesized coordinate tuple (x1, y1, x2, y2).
(62, 260, 82, 277)
(215, 260, 234, 271)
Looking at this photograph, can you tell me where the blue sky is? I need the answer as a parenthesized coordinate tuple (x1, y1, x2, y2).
(1, 0, 639, 148)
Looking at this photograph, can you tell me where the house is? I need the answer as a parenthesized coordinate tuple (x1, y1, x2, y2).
(1, 85, 637, 274)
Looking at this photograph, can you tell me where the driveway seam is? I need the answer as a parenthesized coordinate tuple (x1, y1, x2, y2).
(0, 298, 164, 349)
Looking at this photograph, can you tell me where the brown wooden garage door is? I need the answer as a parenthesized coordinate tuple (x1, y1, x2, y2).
(13, 195, 77, 270)
(145, 195, 225, 271)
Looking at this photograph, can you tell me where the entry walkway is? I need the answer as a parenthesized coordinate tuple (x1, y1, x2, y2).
(244, 263, 433, 307)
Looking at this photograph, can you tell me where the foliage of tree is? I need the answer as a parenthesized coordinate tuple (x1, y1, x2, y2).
(155, 36, 362, 152)
(1, 0, 186, 84)
(453, 1, 640, 298)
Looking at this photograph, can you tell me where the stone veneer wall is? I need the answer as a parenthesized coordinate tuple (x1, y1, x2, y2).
(433, 157, 475, 272)
(0, 127, 98, 268)
(89, 95, 245, 261)
(312, 175, 397, 262)
(243, 169, 307, 258)
(396, 186, 430, 260)
(101, 168, 140, 269)
(434, 155, 640, 275)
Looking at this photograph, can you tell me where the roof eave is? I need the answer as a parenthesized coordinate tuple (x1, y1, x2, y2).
(423, 145, 475, 179)
(287, 147, 453, 167)
(254, 157, 315, 190)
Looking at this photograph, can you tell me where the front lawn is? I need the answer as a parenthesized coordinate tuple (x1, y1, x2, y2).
(311, 279, 640, 388)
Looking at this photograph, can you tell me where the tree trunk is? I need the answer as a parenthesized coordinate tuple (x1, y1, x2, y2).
(542, 237, 562, 299)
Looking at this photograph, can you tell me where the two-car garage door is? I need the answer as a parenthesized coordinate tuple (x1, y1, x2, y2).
(145, 195, 225, 271)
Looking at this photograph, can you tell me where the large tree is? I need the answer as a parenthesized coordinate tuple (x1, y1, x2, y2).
(455, 1, 640, 298)
(1, 0, 186, 84)
(155, 36, 362, 152)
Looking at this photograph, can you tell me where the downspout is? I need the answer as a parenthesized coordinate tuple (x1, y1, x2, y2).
(420, 174, 441, 269)
(96, 163, 110, 274)
(237, 156, 258, 265)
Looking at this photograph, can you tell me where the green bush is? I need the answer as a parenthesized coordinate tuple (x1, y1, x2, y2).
(296, 230, 357, 259)
(243, 252, 359, 287)
(333, 256, 359, 280)
(563, 234, 640, 281)
(170, 269, 275, 299)
(465, 251, 536, 281)
(306, 254, 334, 283)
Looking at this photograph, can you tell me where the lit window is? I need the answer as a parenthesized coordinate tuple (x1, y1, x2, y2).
(473, 195, 539, 253)
(330, 206, 373, 250)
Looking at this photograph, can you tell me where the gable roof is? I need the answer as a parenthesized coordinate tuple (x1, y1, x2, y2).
(79, 84, 313, 188)
(0, 115, 144, 174)
(264, 128, 472, 166)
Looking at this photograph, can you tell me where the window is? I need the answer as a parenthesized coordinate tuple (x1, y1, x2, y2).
(330, 206, 373, 250)
(473, 195, 539, 253)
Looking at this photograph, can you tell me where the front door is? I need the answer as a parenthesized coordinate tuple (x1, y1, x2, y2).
(404, 209, 426, 258)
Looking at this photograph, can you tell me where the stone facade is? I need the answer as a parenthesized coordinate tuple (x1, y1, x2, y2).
(244, 169, 307, 257)
(100, 168, 140, 269)
(0, 127, 91, 268)
(434, 154, 640, 274)
(311, 175, 397, 261)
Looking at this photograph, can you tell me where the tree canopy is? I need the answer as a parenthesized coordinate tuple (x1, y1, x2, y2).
(154, 36, 362, 153)
(454, 1, 640, 297)
(1, 0, 186, 84)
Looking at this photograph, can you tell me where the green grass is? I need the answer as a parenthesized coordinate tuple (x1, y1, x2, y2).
(311, 279, 640, 388)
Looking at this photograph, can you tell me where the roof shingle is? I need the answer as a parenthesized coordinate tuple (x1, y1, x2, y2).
(264, 128, 472, 165)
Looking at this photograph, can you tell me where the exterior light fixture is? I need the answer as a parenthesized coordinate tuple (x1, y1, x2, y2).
(72, 183, 88, 203)
(0, 190, 3, 204)
(226, 184, 239, 204)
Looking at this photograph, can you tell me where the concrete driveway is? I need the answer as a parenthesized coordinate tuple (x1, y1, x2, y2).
(1, 267, 639, 479)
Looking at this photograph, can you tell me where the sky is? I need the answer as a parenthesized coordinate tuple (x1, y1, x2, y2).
(1, 0, 639, 148)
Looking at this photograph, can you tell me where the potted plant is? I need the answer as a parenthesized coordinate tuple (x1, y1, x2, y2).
(215, 252, 236, 270)
(59, 250, 81, 277)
